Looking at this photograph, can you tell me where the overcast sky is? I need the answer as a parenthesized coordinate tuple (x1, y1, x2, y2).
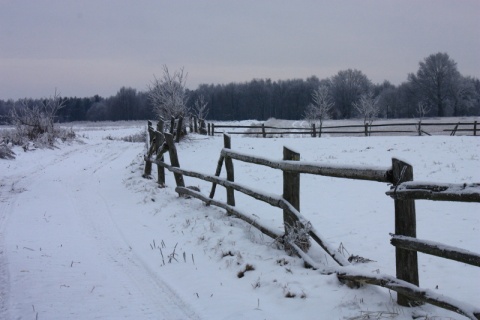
(1, 0, 479, 100)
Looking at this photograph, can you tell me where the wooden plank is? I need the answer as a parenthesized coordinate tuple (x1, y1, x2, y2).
(391, 235, 480, 267)
(287, 243, 480, 319)
(208, 155, 224, 199)
(151, 159, 349, 266)
(176, 186, 281, 240)
(225, 131, 313, 135)
(221, 149, 390, 182)
(386, 182, 480, 202)
(335, 271, 480, 319)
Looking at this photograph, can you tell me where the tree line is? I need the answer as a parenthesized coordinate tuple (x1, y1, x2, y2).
(0, 52, 478, 125)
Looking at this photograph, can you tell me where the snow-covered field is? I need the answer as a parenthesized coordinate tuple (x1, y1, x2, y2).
(0, 120, 479, 319)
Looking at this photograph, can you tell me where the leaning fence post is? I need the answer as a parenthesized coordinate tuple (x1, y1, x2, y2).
(392, 158, 420, 307)
(164, 133, 185, 188)
(224, 134, 235, 207)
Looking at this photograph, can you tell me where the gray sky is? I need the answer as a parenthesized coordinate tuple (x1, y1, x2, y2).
(1, 0, 479, 100)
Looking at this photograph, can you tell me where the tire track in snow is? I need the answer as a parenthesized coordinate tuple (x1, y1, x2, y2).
(61, 153, 201, 319)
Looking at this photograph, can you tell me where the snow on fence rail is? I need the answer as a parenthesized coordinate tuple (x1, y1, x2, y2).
(207, 120, 479, 137)
(143, 121, 480, 319)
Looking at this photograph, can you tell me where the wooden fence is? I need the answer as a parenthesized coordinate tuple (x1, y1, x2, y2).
(143, 121, 480, 319)
(207, 120, 479, 137)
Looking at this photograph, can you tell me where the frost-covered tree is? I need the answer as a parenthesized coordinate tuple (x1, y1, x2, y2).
(147, 65, 189, 121)
(304, 85, 332, 137)
(191, 94, 209, 134)
(192, 94, 209, 121)
(353, 91, 379, 136)
(415, 101, 431, 135)
(416, 101, 431, 120)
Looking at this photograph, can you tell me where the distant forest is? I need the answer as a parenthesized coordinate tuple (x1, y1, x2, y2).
(0, 53, 479, 124)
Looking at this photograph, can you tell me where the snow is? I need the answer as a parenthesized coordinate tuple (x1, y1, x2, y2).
(1, 120, 479, 319)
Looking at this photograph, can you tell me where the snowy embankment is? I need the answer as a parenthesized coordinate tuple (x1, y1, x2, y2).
(0, 121, 479, 319)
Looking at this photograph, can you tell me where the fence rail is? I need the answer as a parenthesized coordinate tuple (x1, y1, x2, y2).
(143, 121, 480, 319)
(208, 120, 479, 137)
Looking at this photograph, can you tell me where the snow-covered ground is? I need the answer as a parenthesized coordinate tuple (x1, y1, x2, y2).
(0, 120, 479, 319)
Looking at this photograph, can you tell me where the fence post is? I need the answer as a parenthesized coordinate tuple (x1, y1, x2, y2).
(312, 123, 316, 137)
(392, 158, 420, 307)
(364, 123, 369, 136)
(224, 134, 235, 207)
(175, 117, 184, 143)
(155, 130, 165, 187)
(417, 121, 422, 136)
(262, 124, 266, 138)
(168, 117, 174, 135)
(283, 147, 300, 214)
(164, 133, 185, 188)
(283, 147, 310, 252)
(157, 119, 164, 134)
(474, 121, 477, 136)
(143, 121, 155, 177)
(208, 123, 211, 136)
(200, 119, 206, 135)
(211, 123, 215, 136)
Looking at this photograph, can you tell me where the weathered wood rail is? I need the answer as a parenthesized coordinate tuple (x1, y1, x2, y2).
(143, 121, 480, 319)
(208, 120, 479, 137)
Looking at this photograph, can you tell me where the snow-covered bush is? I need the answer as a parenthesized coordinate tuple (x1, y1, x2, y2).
(6, 91, 75, 148)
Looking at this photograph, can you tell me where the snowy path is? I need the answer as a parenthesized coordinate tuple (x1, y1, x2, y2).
(0, 139, 200, 320)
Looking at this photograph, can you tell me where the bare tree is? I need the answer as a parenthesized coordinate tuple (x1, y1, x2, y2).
(353, 91, 379, 136)
(416, 101, 431, 120)
(192, 94, 209, 120)
(9, 89, 66, 146)
(304, 85, 333, 137)
(192, 94, 209, 134)
(415, 101, 431, 136)
(147, 65, 189, 121)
